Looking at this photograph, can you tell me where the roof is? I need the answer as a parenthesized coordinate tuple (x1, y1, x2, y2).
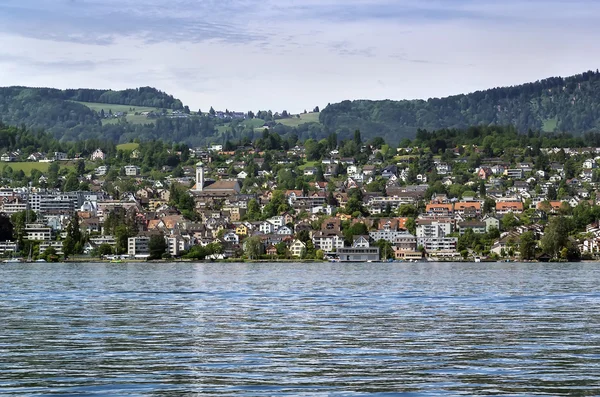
(455, 202, 482, 210)
(496, 202, 524, 210)
(204, 180, 240, 191)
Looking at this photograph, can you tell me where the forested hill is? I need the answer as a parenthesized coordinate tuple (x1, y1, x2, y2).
(319, 70, 600, 144)
(0, 86, 203, 143)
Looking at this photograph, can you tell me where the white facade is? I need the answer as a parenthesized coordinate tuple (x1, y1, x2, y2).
(91, 149, 106, 161)
(195, 162, 204, 192)
(128, 236, 150, 258)
(24, 224, 52, 241)
(416, 221, 453, 238)
(124, 166, 140, 176)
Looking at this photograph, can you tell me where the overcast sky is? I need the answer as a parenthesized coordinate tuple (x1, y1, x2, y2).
(0, 0, 599, 113)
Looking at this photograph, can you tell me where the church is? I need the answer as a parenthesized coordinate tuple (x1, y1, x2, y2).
(191, 162, 241, 197)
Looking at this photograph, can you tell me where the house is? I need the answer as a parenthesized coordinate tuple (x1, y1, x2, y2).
(496, 201, 524, 215)
(482, 215, 501, 232)
(1, 152, 17, 162)
(95, 166, 109, 176)
(235, 224, 250, 236)
(425, 203, 454, 217)
(454, 202, 481, 217)
(583, 159, 596, 169)
(338, 238, 380, 262)
(53, 152, 67, 161)
(458, 221, 487, 235)
(505, 169, 524, 179)
(91, 149, 106, 161)
(124, 165, 141, 176)
(266, 245, 278, 257)
(290, 239, 306, 258)
(478, 167, 492, 180)
(27, 152, 46, 162)
(303, 167, 318, 176)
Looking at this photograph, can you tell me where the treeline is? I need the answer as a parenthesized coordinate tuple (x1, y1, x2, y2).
(319, 70, 600, 143)
(0, 122, 116, 156)
(411, 125, 600, 154)
(1, 86, 183, 109)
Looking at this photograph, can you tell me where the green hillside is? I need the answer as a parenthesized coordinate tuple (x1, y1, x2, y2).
(320, 70, 600, 143)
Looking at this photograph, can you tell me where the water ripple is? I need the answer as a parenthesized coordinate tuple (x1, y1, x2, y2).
(0, 262, 599, 395)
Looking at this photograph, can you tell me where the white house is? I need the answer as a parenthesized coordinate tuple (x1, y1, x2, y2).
(290, 240, 306, 257)
(91, 149, 106, 161)
(259, 221, 275, 234)
(124, 165, 141, 176)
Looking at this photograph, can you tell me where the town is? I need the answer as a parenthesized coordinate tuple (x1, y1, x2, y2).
(0, 126, 599, 263)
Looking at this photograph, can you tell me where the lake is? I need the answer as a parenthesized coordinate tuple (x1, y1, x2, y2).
(1, 262, 599, 395)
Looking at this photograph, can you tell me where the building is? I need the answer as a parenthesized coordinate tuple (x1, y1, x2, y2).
(24, 224, 52, 241)
(124, 165, 141, 176)
(338, 237, 380, 262)
(290, 239, 306, 258)
(91, 149, 106, 161)
(417, 237, 458, 252)
(53, 152, 68, 161)
(0, 240, 18, 256)
(128, 236, 150, 258)
(457, 221, 487, 235)
(416, 220, 453, 238)
(40, 241, 64, 256)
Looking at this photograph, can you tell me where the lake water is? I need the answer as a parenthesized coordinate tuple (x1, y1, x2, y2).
(1, 262, 599, 396)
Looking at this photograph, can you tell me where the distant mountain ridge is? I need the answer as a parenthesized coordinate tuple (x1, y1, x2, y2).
(1, 70, 600, 145)
(320, 70, 600, 143)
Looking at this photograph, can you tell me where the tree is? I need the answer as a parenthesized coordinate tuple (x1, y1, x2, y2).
(0, 214, 13, 241)
(98, 243, 113, 257)
(63, 213, 83, 258)
(547, 185, 557, 200)
(354, 130, 362, 147)
(343, 222, 368, 245)
(148, 234, 167, 260)
(246, 199, 261, 221)
(376, 239, 394, 260)
(405, 218, 416, 235)
(315, 249, 324, 260)
(501, 212, 520, 230)
(76, 159, 86, 175)
(540, 216, 570, 259)
(313, 106, 320, 113)
(244, 236, 262, 260)
(63, 174, 80, 192)
(479, 181, 486, 196)
(209, 106, 216, 116)
(519, 231, 537, 260)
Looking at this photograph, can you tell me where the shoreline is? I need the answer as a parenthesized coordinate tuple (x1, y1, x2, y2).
(5, 258, 597, 264)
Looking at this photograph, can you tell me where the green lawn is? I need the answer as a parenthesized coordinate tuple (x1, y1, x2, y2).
(542, 118, 558, 132)
(73, 101, 161, 125)
(242, 119, 266, 129)
(3, 162, 75, 176)
(278, 112, 320, 127)
(116, 143, 140, 151)
(298, 161, 318, 170)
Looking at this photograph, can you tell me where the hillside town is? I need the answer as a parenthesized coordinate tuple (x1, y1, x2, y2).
(1, 130, 600, 262)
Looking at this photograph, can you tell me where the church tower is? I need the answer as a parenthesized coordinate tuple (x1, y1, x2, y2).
(195, 162, 204, 192)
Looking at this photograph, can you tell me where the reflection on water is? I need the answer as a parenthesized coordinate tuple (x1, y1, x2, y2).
(1, 262, 599, 395)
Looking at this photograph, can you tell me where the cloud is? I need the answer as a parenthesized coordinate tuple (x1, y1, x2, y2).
(0, 53, 127, 71)
(0, 0, 600, 113)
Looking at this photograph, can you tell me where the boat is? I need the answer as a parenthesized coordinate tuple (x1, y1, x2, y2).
(474, 256, 481, 263)
(35, 259, 46, 263)
(3, 258, 21, 263)
(110, 259, 123, 263)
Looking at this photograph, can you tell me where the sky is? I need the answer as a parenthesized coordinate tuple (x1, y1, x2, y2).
(0, 0, 599, 113)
